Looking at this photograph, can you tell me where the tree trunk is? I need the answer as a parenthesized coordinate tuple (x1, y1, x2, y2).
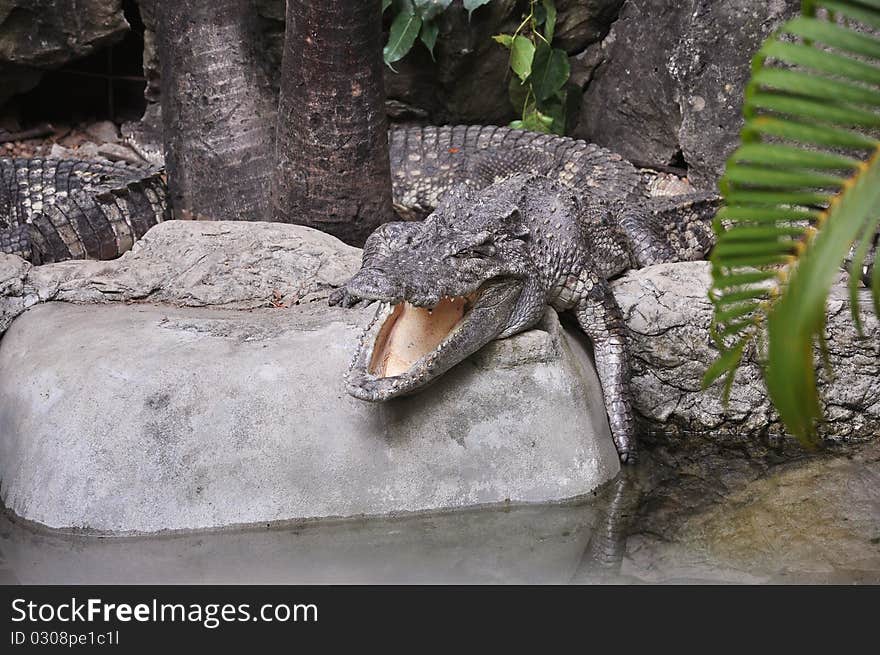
(157, 0, 276, 222)
(274, 0, 394, 246)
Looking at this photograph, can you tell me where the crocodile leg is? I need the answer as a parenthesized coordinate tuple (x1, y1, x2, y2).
(610, 193, 719, 268)
(573, 279, 636, 463)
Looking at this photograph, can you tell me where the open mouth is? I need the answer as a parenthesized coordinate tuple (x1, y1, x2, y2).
(368, 292, 479, 379)
(346, 279, 522, 401)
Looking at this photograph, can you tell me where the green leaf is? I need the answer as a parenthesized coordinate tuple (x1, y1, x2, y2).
(463, 0, 491, 18)
(752, 68, 880, 107)
(818, 0, 880, 29)
(510, 35, 536, 82)
(760, 40, 880, 87)
(508, 75, 530, 112)
(713, 239, 799, 258)
(538, 91, 567, 135)
(543, 0, 558, 42)
(724, 165, 846, 190)
(716, 225, 806, 242)
(872, 235, 880, 317)
(748, 93, 880, 128)
(711, 287, 773, 305)
(383, 0, 392, 12)
(384, 8, 422, 67)
(714, 302, 762, 325)
(783, 16, 880, 60)
(530, 42, 570, 101)
(492, 34, 514, 48)
(420, 20, 440, 59)
(848, 214, 880, 335)
(766, 157, 880, 443)
(723, 190, 830, 208)
(730, 143, 862, 170)
(744, 117, 878, 150)
(533, 4, 547, 25)
(702, 340, 746, 390)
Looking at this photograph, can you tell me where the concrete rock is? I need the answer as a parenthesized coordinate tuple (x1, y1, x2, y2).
(84, 119, 118, 144)
(575, 0, 686, 168)
(0, 252, 30, 333)
(0, 0, 129, 105)
(612, 261, 880, 443)
(575, 0, 799, 187)
(0, 301, 620, 532)
(22, 220, 364, 309)
(624, 441, 880, 583)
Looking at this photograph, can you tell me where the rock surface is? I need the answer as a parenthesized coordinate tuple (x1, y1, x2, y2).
(0, 0, 129, 104)
(2, 223, 877, 452)
(0, 252, 30, 333)
(624, 441, 880, 583)
(575, 0, 799, 187)
(0, 301, 619, 532)
(612, 261, 880, 443)
(22, 219, 363, 309)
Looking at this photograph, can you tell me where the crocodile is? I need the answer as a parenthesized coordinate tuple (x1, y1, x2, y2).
(331, 182, 717, 463)
(0, 157, 168, 264)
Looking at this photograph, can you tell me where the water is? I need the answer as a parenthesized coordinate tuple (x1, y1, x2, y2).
(2, 443, 879, 584)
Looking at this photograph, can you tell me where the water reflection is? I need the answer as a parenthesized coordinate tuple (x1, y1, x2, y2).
(572, 473, 641, 583)
(0, 474, 638, 585)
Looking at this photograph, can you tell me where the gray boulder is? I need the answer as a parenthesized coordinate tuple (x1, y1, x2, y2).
(0, 0, 129, 105)
(22, 219, 363, 309)
(0, 220, 619, 533)
(0, 302, 619, 533)
(613, 261, 880, 443)
(623, 440, 880, 583)
(575, 0, 799, 187)
(0, 252, 30, 333)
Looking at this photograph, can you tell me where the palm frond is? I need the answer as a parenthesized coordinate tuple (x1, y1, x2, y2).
(704, 0, 880, 445)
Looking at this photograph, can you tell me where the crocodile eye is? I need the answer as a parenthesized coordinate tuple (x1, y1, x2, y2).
(459, 243, 495, 258)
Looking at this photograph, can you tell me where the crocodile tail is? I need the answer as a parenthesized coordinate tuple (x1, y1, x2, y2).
(0, 157, 168, 263)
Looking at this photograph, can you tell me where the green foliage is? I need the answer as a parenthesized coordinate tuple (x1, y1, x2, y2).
(493, 0, 571, 134)
(383, 0, 454, 67)
(704, 0, 880, 446)
(382, 0, 574, 135)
